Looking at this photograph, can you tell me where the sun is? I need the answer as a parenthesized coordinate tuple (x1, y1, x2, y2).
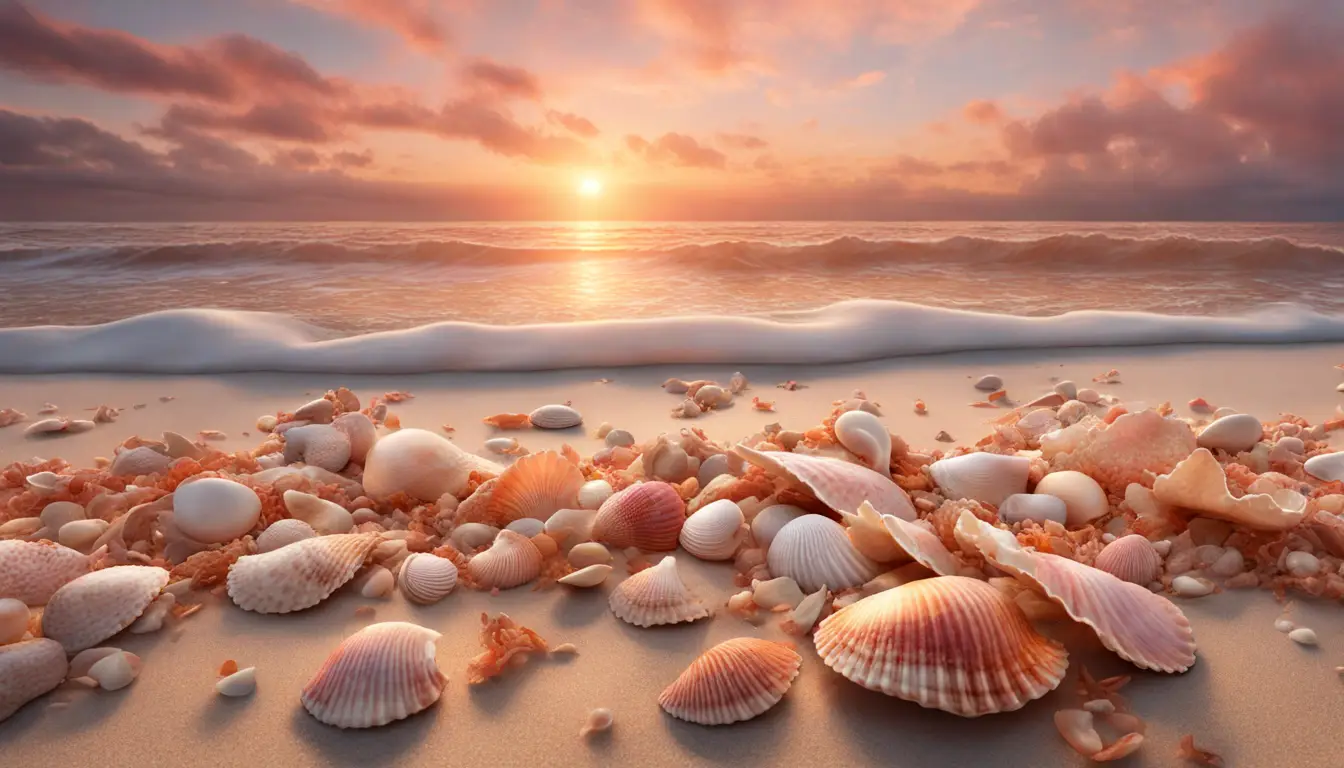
(577, 177, 603, 198)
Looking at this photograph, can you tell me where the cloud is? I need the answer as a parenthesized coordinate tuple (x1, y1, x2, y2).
(716, 133, 768, 150)
(626, 133, 728, 169)
(838, 70, 886, 90)
(460, 58, 543, 101)
(332, 149, 374, 168)
(547, 110, 600, 138)
(289, 0, 450, 52)
(0, 109, 162, 171)
(963, 99, 1005, 125)
(157, 103, 335, 142)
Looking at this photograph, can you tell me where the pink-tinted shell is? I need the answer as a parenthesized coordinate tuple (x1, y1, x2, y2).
(1094, 535, 1162, 585)
(466, 530, 542, 590)
(609, 556, 711, 628)
(0, 638, 69, 723)
(227, 533, 379, 614)
(41, 565, 170, 653)
(282, 425, 352, 474)
(658, 637, 801, 725)
(398, 552, 459, 604)
(481, 450, 583, 526)
(590, 481, 686, 552)
(0, 539, 91, 605)
(301, 621, 447, 729)
(1047, 410, 1196, 494)
(732, 444, 916, 520)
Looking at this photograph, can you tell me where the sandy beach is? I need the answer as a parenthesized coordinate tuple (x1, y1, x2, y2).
(2, 342, 1343, 767)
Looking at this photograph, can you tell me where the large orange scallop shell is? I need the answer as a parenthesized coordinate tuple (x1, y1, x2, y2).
(732, 443, 916, 520)
(227, 532, 380, 614)
(0, 539, 91, 606)
(658, 637, 801, 725)
(609, 556, 711, 627)
(41, 565, 170, 653)
(301, 621, 447, 729)
(466, 530, 542, 590)
(590, 481, 686, 552)
(1093, 534, 1162, 585)
(474, 450, 583, 527)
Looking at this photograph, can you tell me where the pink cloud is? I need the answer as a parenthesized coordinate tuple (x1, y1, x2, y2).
(626, 133, 727, 169)
(460, 58, 543, 101)
(716, 133, 769, 150)
(838, 70, 886, 90)
(963, 99, 1005, 125)
(546, 110, 600, 138)
(289, 0, 450, 52)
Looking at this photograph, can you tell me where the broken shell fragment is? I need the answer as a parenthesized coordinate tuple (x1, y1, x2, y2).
(732, 443, 916, 520)
(559, 564, 613, 588)
(216, 666, 257, 697)
(1153, 449, 1306, 531)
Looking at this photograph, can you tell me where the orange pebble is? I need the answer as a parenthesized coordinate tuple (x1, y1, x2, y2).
(219, 659, 238, 677)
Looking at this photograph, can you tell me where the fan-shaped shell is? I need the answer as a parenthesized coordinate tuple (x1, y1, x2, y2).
(0, 540, 91, 605)
(398, 553, 459, 604)
(227, 533, 380, 614)
(751, 504, 807, 551)
(880, 509, 963, 576)
(476, 450, 583, 527)
(814, 576, 1068, 717)
(1152, 448, 1305, 531)
(833, 410, 892, 471)
(1094, 535, 1162, 585)
(558, 563, 613, 588)
(0, 639, 68, 723)
(173, 477, 262, 544)
(41, 565, 169, 653)
(928, 453, 1031, 507)
(955, 512, 1196, 673)
(301, 621, 448, 729)
(609, 556, 711, 627)
(591, 481, 686, 552)
(1034, 471, 1109, 527)
(679, 499, 745, 561)
(529, 404, 583, 429)
(767, 514, 882, 593)
(1196, 413, 1263, 453)
(658, 637, 802, 725)
(733, 444, 916, 520)
(255, 518, 318, 553)
(363, 428, 505, 501)
(283, 490, 354, 535)
(466, 530, 542, 590)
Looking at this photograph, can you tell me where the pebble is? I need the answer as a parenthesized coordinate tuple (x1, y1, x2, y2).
(1274, 618, 1295, 633)
(1210, 548, 1245, 578)
(0, 597, 30, 645)
(216, 667, 257, 697)
(974, 375, 1002, 392)
(1288, 627, 1319, 646)
(1285, 551, 1321, 577)
(1053, 380, 1078, 400)
(1187, 517, 1232, 547)
(1151, 540, 1173, 558)
(1077, 388, 1101, 404)
(1172, 575, 1215, 597)
(1194, 544, 1225, 566)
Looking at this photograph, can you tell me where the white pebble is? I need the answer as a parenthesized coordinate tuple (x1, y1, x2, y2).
(216, 666, 257, 697)
(1151, 540, 1173, 558)
(1285, 551, 1321, 577)
(1172, 575, 1215, 598)
(1210, 548, 1245, 578)
(88, 651, 139, 691)
(1288, 627, 1319, 646)
(1101, 532, 1116, 544)
(579, 707, 613, 737)
(1274, 618, 1295, 633)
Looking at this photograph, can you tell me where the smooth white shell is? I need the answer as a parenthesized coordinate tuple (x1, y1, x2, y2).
(1305, 452, 1344, 483)
(217, 666, 257, 697)
(559, 563, 613, 588)
(58, 519, 110, 553)
(283, 491, 354, 535)
(256, 518, 318, 553)
(450, 523, 499, 552)
(751, 505, 808, 551)
(974, 375, 1002, 391)
(679, 499, 745, 561)
(578, 479, 614, 510)
(1196, 414, 1263, 453)
(928, 453, 1031, 506)
(1034, 471, 1109, 527)
(767, 515, 881, 593)
(173, 478, 262, 544)
(833, 410, 892, 470)
(998, 494, 1068, 525)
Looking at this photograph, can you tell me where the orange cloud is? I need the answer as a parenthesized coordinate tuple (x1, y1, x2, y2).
(626, 133, 727, 169)
(289, 0, 450, 52)
(460, 58, 543, 101)
(716, 133, 768, 150)
(963, 99, 1005, 124)
(838, 70, 886, 90)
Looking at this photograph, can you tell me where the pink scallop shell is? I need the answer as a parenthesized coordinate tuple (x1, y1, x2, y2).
(609, 556, 711, 628)
(1094, 534, 1162, 585)
(41, 565, 170, 653)
(0, 638, 68, 723)
(658, 637, 801, 725)
(466, 529, 542, 590)
(590, 481, 686, 552)
(227, 532, 380, 614)
(0, 539, 91, 606)
(479, 450, 583, 527)
(301, 621, 447, 728)
(732, 444, 916, 520)
(399, 552, 459, 604)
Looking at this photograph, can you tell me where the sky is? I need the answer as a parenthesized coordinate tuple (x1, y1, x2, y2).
(0, 0, 1341, 220)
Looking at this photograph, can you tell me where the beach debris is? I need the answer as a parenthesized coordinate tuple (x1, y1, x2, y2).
(729, 372, 749, 393)
(776, 380, 804, 390)
(467, 530, 543, 590)
(38, 403, 58, 415)
(558, 564, 613, 588)
(217, 666, 257, 697)
(0, 408, 26, 427)
(88, 650, 141, 690)
(483, 413, 531, 429)
(658, 638, 801, 725)
(751, 397, 775, 411)
(399, 553, 459, 604)
(0, 639, 68, 722)
(466, 612, 550, 683)
(913, 399, 927, 414)
(768, 515, 882, 593)
(302, 621, 447, 728)
(580, 708, 613, 738)
(382, 391, 414, 403)
(974, 375, 1002, 392)
(935, 430, 954, 442)
(41, 566, 170, 653)
(609, 556, 711, 627)
(679, 499, 746, 561)
(1287, 627, 1319, 646)
(1188, 397, 1215, 413)
(1093, 369, 1120, 384)
(530, 404, 583, 429)
(227, 533, 380, 614)
(1177, 734, 1224, 766)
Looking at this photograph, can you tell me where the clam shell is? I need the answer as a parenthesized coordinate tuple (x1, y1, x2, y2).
(751, 504, 807, 551)
(173, 477, 262, 544)
(363, 428, 505, 501)
(227, 533, 380, 614)
(679, 499, 745, 561)
(301, 621, 447, 729)
(466, 529, 542, 590)
(577, 479, 614, 510)
(591, 481, 686, 552)
(331, 412, 376, 464)
(998, 494, 1067, 525)
(544, 508, 597, 543)
(398, 553, 459, 604)
(41, 565, 170, 653)
(880, 509, 962, 576)
(0, 540, 91, 605)
(1304, 452, 1344, 483)
(1094, 534, 1162, 585)
(767, 514, 882, 593)
(480, 450, 583, 526)
(658, 637, 801, 725)
(1034, 471, 1109, 527)
(974, 374, 1003, 391)
(529, 404, 583, 430)
(108, 446, 173, 477)
(733, 443, 915, 520)
(0, 639, 68, 723)
(814, 575, 1067, 717)
(283, 490, 354, 535)
(568, 542, 612, 569)
(833, 410, 892, 471)
(282, 424, 352, 473)
(1196, 413, 1263, 453)
(255, 518, 318, 553)
(955, 512, 1195, 673)
(559, 563, 613, 588)
(609, 556, 711, 627)
(928, 453, 1031, 507)
(1153, 448, 1306, 531)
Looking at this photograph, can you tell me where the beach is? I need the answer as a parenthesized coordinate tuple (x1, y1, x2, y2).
(3, 342, 1343, 767)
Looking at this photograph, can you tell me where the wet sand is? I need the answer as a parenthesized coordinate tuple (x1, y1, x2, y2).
(2, 343, 1343, 767)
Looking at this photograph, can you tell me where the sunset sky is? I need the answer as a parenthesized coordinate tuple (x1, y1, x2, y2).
(1, 0, 1341, 220)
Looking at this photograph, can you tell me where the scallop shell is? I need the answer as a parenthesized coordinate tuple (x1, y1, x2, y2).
(839, 500, 906, 563)
(1304, 452, 1344, 483)
(529, 404, 583, 430)
(0, 540, 91, 605)
(282, 424, 353, 473)
(398, 553, 459, 604)
(679, 499, 745, 561)
(955, 512, 1195, 673)
(1196, 413, 1263, 453)
(331, 412, 376, 464)
(1034, 471, 1109, 527)
(227, 533, 380, 614)
(577, 479, 614, 510)
(1094, 534, 1162, 585)
(466, 529, 542, 590)
(363, 428, 505, 501)
(658, 637, 802, 725)
(814, 575, 1068, 717)
(172, 477, 263, 544)
(1152, 448, 1306, 531)
(479, 450, 584, 526)
(732, 443, 916, 520)
(0, 639, 68, 723)
(928, 453, 1031, 507)
(591, 481, 686, 552)
(301, 621, 448, 729)
(41, 565, 170, 653)
(283, 490, 354, 535)
(751, 504, 807, 551)
(998, 494, 1068, 525)
(880, 509, 963, 576)
(108, 446, 173, 477)
(558, 563, 613, 588)
(767, 514, 882, 593)
(255, 518, 318, 553)
(833, 410, 892, 471)
(609, 556, 711, 627)
(544, 508, 596, 543)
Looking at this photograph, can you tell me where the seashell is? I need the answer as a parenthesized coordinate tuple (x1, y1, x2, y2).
(357, 565, 395, 598)
(227, 533, 380, 614)
(833, 410, 892, 471)
(295, 398, 336, 424)
(331, 412, 377, 464)
(1288, 627, 1318, 646)
(1034, 471, 1109, 527)
(839, 500, 906, 563)
(282, 424, 352, 473)
(679, 499, 745, 561)
(579, 707, 613, 737)
(26, 470, 61, 492)
(1024, 392, 1066, 408)
(1196, 413, 1263, 453)
(605, 429, 635, 448)
(481, 450, 584, 526)
(1284, 550, 1320, 577)
(363, 428, 505, 501)
(1094, 534, 1162, 585)
(217, 666, 257, 697)
(89, 650, 141, 690)
(999, 494, 1068, 525)
(751, 504, 807, 551)
(162, 431, 205, 460)
(658, 637, 801, 725)
(505, 517, 545, 537)
(1044, 410, 1196, 493)
(578, 479, 614, 510)
(544, 508, 597, 543)
(398, 553, 458, 604)
(1153, 448, 1306, 531)
(928, 453, 1031, 507)
(41, 566, 170, 653)
(466, 530, 542, 590)
(568, 542, 612, 569)
(608, 556, 711, 627)
(129, 592, 175, 634)
(0, 540, 92, 605)
(815, 576, 1067, 717)
(109, 446, 173, 477)
(881, 510, 962, 577)
(0, 597, 29, 644)
(301, 621, 447, 729)
(974, 374, 1003, 391)
(283, 490, 354, 535)
(1054, 380, 1078, 400)
(591, 481, 686, 552)
(559, 563, 613, 588)
(0, 639, 68, 722)
(256, 518, 318, 553)
(484, 437, 522, 454)
(1172, 575, 1215, 597)
(732, 443, 916, 520)
(955, 512, 1195, 673)
(694, 384, 730, 408)
(767, 515, 882, 593)
(1305, 452, 1344, 483)
(751, 576, 805, 610)
(529, 404, 583, 430)
(1056, 400, 1090, 426)
(1016, 408, 1061, 439)
(450, 523, 499, 552)
(0, 517, 42, 537)
(696, 453, 734, 487)
(33, 500, 85, 541)
(789, 585, 828, 634)
(173, 478, 262, 544)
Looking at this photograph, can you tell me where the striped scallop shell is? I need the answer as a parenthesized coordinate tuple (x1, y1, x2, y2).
(766, 514, 882, 593)
(1094, 534, 1162, 585)
(466, 529, 542, 590)
(398, 553, 459, 604)
(479, 450, 583, 527)
(609, 556, 711, 627)
(815, 576, 1068, 717)
(227, 533, 380, 614)
(41, 565, 170, 653)
(0, 638, 68, 723)
(0, 539, 91, 606)
(301, 621, 448, 729)
(732, 443, 916, 520)
(529, 404, 583, 429)
(591, 481, 686, 552)
(658, 638, 802, 725)
(678, 499, 745, 561)
(256, 518, 318, 553)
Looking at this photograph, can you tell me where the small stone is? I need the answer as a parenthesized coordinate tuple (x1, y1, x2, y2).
(1210, 548, 1245, 578)
(1285, 551, 1321, 577)
(1053, 380, 1078, 400)
(1274, 618, 1295, 633)
(1186, 517, 1233, 547)
(1172, 575, 1215, 597)
(1288, 627, 1319, 646)
(1151, 540, 1173, 558)
(974, 375, 1002, 392)
(1077, 388, 1101, 404)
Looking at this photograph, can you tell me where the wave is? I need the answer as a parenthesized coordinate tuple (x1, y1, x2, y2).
(2, 301, 1342, 374)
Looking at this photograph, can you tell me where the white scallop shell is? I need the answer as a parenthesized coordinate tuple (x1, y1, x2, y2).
(1034, 471, 1109, 527)
(751, 505, 807, 551)
(833, 410, 892, 470)
(301, 621, 447, 728)
(466, 529, 542, 589)
(928, 453, 1031, 506)
(255, 518, 318, 553)
(398, 553, 459, 604)
(172, 477, 262, 544)
(679, 499, 745, 561)
(1196, 413, 1263, 453)
(608, 556, 711, 627)
(283, 490, 354, 535)
(529, 404, 583, 430)
(766, 515, 882, 592)
(559, 563, 613, 588)
(41, 565, 170, 653)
